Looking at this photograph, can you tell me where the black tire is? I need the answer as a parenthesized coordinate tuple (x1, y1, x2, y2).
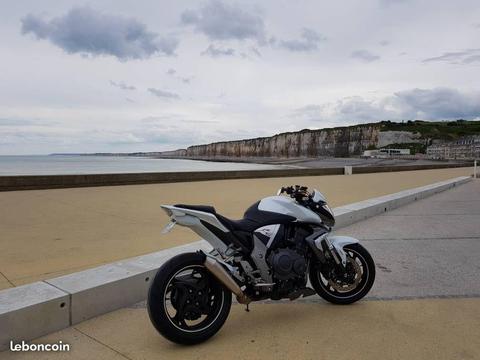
(147, 252, 232, 345)
(310, 243, 375, 305)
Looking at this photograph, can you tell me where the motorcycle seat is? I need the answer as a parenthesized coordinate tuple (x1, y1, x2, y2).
(174, 204, 216, 214)
(214, 215, 262, 233)
(216, 212, 295, 233)
(175, 202, 295, 233)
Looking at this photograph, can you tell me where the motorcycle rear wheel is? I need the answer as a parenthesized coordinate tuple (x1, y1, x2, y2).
(147, 252, 232, 345)
(310, 244, 375, 305)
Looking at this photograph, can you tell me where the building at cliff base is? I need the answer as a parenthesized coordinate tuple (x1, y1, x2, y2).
(426, 136, 480, 160)
(363, 148, 410, 157)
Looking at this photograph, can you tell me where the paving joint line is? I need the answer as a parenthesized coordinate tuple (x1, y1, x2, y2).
(379, 213, 480, 217)
(43, 280, 73, 325)
(0, 270, 15, 287)
(360, 236, 480, 241)
(10, 261, 117, 283)
(248, 293, 480, 305)
(73, 327, 134, 360)
(126, 293, 480, 309)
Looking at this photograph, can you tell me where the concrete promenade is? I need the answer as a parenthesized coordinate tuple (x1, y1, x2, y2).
(2, 178, 479, 359)
(0, 167, 471, 290)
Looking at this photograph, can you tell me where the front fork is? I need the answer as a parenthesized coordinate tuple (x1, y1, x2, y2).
(322, 236, 346, 267)
(306, 232, 359, 268)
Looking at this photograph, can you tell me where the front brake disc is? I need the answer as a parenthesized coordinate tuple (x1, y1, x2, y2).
(328, 257, 362, 292)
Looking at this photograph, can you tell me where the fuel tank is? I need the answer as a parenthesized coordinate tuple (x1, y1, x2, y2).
(258, 196, 323, 226)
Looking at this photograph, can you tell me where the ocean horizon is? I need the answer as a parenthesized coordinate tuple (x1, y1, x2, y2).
(0, 155, 284, 176)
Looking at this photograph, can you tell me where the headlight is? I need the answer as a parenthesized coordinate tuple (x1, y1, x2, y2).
(322, 204, 333, 216)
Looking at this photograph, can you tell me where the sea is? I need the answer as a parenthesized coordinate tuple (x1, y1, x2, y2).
(0, 155, 284, 176)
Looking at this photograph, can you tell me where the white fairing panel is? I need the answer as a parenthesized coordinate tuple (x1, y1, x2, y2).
(161, 205, 229, 232)
(312, 189, 327, 203)
(258, 196, 323, 225)
(255, 224, 281, 248)
(160, 205, 229, 253)
(328, 235, 359, 266)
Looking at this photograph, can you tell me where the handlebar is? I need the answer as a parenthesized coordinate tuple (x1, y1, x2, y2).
(277, 185, 311, 202)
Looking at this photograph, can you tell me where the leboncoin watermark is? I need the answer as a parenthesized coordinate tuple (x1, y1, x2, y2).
(9, 340, 70, 352)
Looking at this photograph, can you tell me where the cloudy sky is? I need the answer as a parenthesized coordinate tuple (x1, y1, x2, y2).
(1, 0, 480, 154)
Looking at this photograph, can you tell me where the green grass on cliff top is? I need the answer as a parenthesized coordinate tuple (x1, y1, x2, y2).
(379, 120, 480, 140)
(292, 119, 479, 140)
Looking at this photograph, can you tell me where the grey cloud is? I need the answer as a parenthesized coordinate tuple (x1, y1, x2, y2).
(278, 28, 325, 52)
(202, 44, 236, 57)
(294, 87, 480, 123)
(181, 0, 266, 42)
(147, 88, 180, 99)
(290, 105, 326, 122)
(250, 47, 261, 57)
(181, 1, 324, 55)
(0, 130, 61, 146)
(110, 81, 136, 91)
(380, 0, 409, 6)
(166, 68, 193, 83)
(0, 118, 56, 127)
(394, 87, 480, 119)
(21, 7, 178, 60)
(379, 40, 390, 46)
(181, 120, 219, 124)
(141, 116, 218, 125)
(332, 97, 394, 122)
(423, 49, 480, 64)
(351, 50, 381, 62)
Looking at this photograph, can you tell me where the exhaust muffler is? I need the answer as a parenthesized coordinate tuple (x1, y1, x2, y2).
(204, 256, 251, 304)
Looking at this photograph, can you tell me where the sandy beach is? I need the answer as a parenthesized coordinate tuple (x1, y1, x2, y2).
(0, 167, 472, 290)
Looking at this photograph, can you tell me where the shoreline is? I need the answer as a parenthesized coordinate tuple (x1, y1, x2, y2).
(48, 153, 468, 167)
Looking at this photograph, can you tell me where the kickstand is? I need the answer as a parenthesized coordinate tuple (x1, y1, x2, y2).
(245, 303, 250, 312)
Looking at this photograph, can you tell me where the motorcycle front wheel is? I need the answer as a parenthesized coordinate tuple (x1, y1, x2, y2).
(310, 243, 375, 305)
(147, 252, 232, 345)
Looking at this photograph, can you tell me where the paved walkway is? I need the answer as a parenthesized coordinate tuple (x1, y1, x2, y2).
(3, 179, 480, 359)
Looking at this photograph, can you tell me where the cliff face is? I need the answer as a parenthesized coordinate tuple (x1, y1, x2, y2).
(180, 125, 422, 158)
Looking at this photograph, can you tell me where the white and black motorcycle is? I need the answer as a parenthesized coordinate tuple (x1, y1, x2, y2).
(148, 185, 375, 344)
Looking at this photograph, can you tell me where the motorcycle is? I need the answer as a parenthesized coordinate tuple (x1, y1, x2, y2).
(147, 185, 376, 344)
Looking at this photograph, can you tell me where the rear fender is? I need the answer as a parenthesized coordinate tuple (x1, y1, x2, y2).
(160, 205, 228, 232)
(160, 205, 229, 254)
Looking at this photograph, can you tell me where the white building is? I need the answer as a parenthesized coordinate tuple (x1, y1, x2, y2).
(426, 136, 480, 160)
(363, 148, 410, 157)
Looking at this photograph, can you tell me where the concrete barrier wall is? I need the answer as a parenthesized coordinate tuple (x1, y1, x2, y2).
(0, 176, 472, 350)
(352, 163, 469, 174)
(0, 283, 70, 350)
(333, 176, 471, 228)
(0, 163, 469, 191)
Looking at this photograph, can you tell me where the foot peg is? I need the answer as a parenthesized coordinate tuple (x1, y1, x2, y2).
(288, 287, 316, 300)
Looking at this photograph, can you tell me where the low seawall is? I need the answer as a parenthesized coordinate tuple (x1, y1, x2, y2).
(0, 163, 471, 191)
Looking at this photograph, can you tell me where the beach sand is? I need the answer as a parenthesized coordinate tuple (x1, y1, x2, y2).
(0, 167, 472, 290)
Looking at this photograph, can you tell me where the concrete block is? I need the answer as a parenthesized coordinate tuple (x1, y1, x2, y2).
(45, 240, 212, 324)
(332, 176, 472, 229)
(0, 282, 69, 351)
(46, 263, 153, 324)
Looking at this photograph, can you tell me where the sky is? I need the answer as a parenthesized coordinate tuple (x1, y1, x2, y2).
(1, 0, 480, 154)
